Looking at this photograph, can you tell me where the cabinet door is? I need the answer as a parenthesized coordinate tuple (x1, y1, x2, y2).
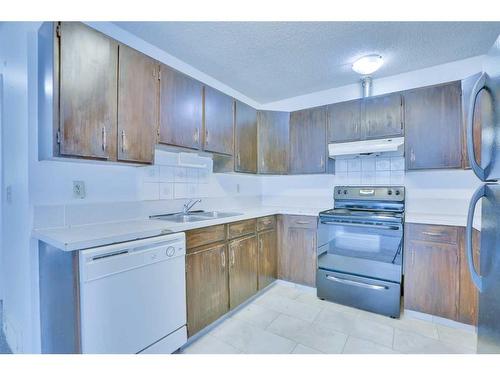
(258, 230, 277, 290)
(278, 215, 317, 287)
(59, 22, 118, 160)
(289, 106, 327, 174)
(404, 239, 459, 320)
(257, 110, 290, 174)
(362, 93, 403, 139)
(229, 235, 258, 309)
(186, 244, 229, 336)
(203, 86, 234, 155)
(404, 82, 463, 170)
(159, 64, 203, 150)
(458, 228, 481, 325)
(327, 100, 361, 143)
(117, 45, 158, 164)
(234, 101, 258, 173)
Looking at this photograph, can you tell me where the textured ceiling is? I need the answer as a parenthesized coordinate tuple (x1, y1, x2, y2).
(115, 22, 500, 104)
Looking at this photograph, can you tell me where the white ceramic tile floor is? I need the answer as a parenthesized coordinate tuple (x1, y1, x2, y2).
(180, 282, 477, 354)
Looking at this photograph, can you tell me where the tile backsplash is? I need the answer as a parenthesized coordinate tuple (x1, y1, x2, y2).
(335, 155, 405, 186)
(140, 151, 212, 201)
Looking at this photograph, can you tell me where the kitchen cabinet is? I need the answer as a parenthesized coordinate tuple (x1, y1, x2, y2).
(159, 65, 203, 150)
(186, 243, 229, 337)
(405, 223, 482, 323)
(117, 44, 159, 164)
(258, 227, 277, 290)
(257, 110, 290, 174)
(327, 99, 361, 143)
(228, 235, 259, 309)
(234, 100, 258, 173)
(289, 106, 327, 174)
(278, 215, 317, 287)
(203, 86, 234, 155)
(404, 81, 463, 170)
(362, 93, 403, 139)
(58, 22, 118, 160)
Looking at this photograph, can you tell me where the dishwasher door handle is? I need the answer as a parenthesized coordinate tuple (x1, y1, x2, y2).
(326, 275, 388, 290)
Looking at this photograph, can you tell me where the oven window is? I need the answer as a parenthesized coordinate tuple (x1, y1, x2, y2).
(319, 221, 402, 264)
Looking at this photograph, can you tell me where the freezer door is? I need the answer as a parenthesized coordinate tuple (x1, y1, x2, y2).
(466, 35, 500, 181)
(469, 184, 500, 353)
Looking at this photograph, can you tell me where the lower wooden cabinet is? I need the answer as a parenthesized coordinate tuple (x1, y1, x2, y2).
(228, 235, 258, 310)
(278, 215, 317, 287)
(404, 223, 480, 324)
(186, 243, 229, 336)
(258, 228, 277, 290)
(185, 216, 277, 336)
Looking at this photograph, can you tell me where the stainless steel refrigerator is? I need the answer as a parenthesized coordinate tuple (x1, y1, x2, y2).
(466, 34, 500, 354)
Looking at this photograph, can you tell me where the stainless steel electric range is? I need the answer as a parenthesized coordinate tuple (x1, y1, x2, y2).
(317, 186, 405, 318)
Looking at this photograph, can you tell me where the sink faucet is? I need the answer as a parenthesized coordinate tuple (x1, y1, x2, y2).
(183, 199, 201, 214)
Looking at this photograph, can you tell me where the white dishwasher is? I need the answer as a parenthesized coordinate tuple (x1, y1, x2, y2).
(79, 232, 187, 354)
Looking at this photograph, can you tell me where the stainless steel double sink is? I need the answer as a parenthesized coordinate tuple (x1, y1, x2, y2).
(150, 211, 243, 223)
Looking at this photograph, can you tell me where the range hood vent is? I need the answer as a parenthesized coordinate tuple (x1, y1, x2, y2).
(328, 137, 404, 158)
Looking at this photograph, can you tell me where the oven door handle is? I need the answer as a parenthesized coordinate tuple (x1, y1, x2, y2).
(320, 220, 402, 231)
(326, 275, 388, 290)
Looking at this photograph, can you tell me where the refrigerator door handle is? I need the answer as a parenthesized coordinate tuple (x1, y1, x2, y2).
(466, 73, 493, 182)
(466, 184, 485, 292)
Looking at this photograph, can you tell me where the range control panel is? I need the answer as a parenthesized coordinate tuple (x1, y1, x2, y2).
(334, 186, 405, 201)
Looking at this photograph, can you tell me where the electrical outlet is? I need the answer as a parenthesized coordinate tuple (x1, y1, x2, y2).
(73, 181, 86, 199)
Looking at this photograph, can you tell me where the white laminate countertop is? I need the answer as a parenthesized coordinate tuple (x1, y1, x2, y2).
(32, 206, 324, 252)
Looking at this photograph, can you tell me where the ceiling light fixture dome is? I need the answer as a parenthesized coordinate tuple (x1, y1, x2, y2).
(352, 54, 383, 75)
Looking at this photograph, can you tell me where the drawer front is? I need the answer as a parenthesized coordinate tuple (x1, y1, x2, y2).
(257, 216, 276, 232)
(407, 223, 458, 244)
(317, 268, 401, 318)
(228, 219, 256, 239)
(186, 224, 226, 250)
(285, 215, 317, 229)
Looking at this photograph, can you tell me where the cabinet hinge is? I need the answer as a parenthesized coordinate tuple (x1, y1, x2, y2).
(56, 23, 61, 38)
(56, 130, 61, 144)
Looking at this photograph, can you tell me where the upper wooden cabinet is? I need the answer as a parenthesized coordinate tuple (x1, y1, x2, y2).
(159, 65, 203, 150)
(404, 81, 463, 170)
(327, 93, 402, 144)
(234, 101, 258, 173)
(257, 110, 290, 174)
(58, 22, 118, 160)
(203, 86, 234, 155)
(117, 45, 159, 164)
(327, 100, 361, 143)
(363, 93, 403, 139)
(289, 106, 327, 174)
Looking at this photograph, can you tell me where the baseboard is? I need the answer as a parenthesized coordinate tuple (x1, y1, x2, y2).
(404, 309, 476, 332)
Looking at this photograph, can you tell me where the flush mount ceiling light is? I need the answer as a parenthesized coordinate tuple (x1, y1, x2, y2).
(352, 54, 383, 75)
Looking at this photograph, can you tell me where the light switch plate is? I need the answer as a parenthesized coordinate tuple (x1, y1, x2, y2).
(73, 180, 86, 199)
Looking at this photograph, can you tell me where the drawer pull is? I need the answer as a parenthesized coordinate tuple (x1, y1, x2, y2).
(422, 231, 444, 237)
(326, 275, 388, 290)
(296, 220, 311, 225)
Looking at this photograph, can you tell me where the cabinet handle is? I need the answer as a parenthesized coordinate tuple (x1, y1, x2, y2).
(320, 156, 324, 168)
(410, 148, 415, 162)
(422, 231, 443, 237)
(259, 238, 263, 251)
(221, 249, 225, 269)
(101, 126, 107, 151)
(411, 250, 415, 266)
(237, 152, 241, 167)
(121, 130, 127, 153)
(231, 246, 236, 266)
(205, 129, 209, 145)
(296, 220, 310, 225)
(194, 128, 199, 144)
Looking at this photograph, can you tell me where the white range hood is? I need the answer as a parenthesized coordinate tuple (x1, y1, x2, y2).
(328, 137, 404, 158)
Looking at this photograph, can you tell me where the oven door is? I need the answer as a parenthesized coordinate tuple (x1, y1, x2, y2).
(317, 217, 403, 282)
